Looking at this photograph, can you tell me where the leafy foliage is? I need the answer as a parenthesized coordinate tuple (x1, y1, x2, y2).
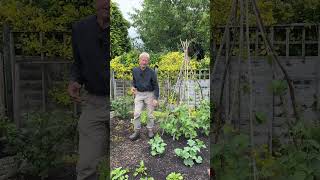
(134, 160, 148, 177)
(111, 167, 129, 180)
(131, 0, 209, 52)
(212, 123, 320, 180)
(174, 139, 206, 167)
(211, 124, 252, 180)
(111, 96, 134, 120)
(160, 102, 210, 140)
(98, 158, 110, 180)
(48, 81, 72, 107)
(270, 80, 288, 96)
(157, 52, 200, 80)
(110, 50, 208, 80)
(160, 104, 199, 140)
(2, 111, 77, 178)
(166, 172, 184, 180)
(194, 100, 210, 135)
(148, 134, 167, 156)
(111, 1, 131, 58)
(0, 0, 130, 60)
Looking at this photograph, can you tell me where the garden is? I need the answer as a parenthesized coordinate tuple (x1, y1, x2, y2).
(0, 0, 319, 180)
(108, 41, 210, 180)
(108, 1, 211, 178)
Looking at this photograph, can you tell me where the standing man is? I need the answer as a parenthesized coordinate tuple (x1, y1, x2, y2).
(129, 52, 159, 141)
(68, 0, 109, 179)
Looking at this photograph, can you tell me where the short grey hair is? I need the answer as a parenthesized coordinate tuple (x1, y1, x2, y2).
(139, 52, 150, 60)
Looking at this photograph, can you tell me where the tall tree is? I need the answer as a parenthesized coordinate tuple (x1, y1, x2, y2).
(271, 0, 320, 23)
(111, 1, 131, 58)
(131, 0, 209, 53)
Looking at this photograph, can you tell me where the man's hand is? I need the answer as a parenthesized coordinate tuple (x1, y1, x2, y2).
(152, 99, 158, 107)
(68, 81, 82, 103)
(131, 87, 137, 95)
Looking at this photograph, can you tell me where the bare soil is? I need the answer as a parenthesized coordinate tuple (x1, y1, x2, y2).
(110, 117, 210, 180)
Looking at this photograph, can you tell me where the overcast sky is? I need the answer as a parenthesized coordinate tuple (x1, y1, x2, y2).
(114, 0, 143, 39)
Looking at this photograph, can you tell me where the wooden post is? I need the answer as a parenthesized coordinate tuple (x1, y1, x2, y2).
(40, 32, 47, 112)
(122, 79, 125, 96)
(113, 71, 117, 99)
(0, 53, 5, 116)
(255, 28, 259, 56)
(110, 70, 113, 100)
(286, 27, 290, 57)
(316, 25, 320, 111)
(3, 24, 14, 121)
(269, 26, 274, 153)
(9, 29, 20, 127)
(225, 27, 230, 123)
(238, 0, 244, 129)
(302, 26, 305, 57)
(14, 61, 20, 127)
(318, 25, 320, 57)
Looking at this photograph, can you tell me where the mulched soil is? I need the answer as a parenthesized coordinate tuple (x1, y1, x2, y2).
(110, 116, 210, 180)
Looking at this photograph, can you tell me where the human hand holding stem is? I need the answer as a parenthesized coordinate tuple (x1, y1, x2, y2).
(131, 87, 137, 96)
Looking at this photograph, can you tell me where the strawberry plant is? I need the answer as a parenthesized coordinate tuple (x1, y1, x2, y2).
(134, 160, 148, 177)
(174, 139, 206, 167)
(166, 172, 184, 180)
(148, 134, 167, 156)
(111, 167, 129, 180)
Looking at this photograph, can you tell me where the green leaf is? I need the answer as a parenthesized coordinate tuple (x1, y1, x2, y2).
(289, 171, 307, 180)
(183, 158, 194, 167)
(195, 156, 203, 163)
(255, 112, 267, 124)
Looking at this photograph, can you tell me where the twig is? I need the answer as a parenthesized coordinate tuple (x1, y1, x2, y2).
(245, 0, 257, 179)
(251, 0, 300, 123)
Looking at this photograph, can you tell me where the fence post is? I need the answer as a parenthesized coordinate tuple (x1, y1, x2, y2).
(0, 53, 5, 116)
(225, 27, 230, 123)
(9, 29, 21, 127)
(286, 27, 290, 57)
(40, 32, 47, 112)
(255, 27, 259, 56)
(317, 25, 320, 111)
(269, 26, 274, 153)
(110, 70, 114, 100)
(302, 26, 305, 57)
(3, 24, 13, 121)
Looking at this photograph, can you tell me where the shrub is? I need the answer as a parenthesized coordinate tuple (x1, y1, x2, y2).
(111, 96, 134, 120)
(3, 111, 77, 178)
(195, 100, 210, 135)
(160, 104, 199, 140)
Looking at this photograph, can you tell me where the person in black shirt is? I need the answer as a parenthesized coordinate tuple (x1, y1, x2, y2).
(129, 52, 159, 140)
(67, 0, 109, 179)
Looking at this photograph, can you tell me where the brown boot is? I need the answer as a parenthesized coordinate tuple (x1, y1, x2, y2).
(129, 129, 140, 141)
(147, 128, 154, 139)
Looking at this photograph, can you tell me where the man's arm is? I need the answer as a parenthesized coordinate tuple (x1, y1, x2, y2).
(152, 70, 159, 100)
(70, 24, 84, 84)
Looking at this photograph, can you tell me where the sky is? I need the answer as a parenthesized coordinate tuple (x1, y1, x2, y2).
(114, 0, 143, 40)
